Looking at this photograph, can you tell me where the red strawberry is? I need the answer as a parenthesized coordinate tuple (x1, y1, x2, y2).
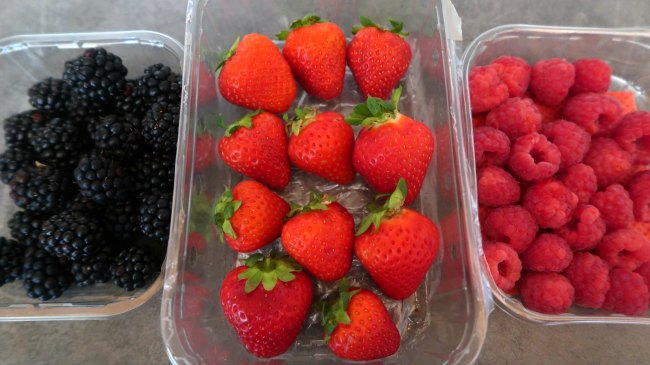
(217, 34, 296, 113)
(347, 17, 412, 99)
(286, 107, 355, 184)
(194, 131, 217, 173)
(277, 14, 346, 100)
(220, 254, 313, 358)
(320, 278, 400, 360)
(354, 179, 440, 299)
(347, 87, 434, 205)
(281, 192, 354, 281)
(214, 180, 290, 253)
(218, 110, 291, 190)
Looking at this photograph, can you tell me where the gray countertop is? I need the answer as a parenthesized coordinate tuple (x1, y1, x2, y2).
(1, 0, 650, 364)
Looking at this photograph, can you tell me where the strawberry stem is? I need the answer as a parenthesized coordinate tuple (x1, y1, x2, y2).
(286, 191, 335, 219)
(319, 278, 361, 343)
(221, 109, 262, 137)
(356, 178, 407, 236)
(216, 36, 240, 71)
(351, 17, 409, 38)
(237, 254, 302, 293)
(345, 86, 402, 127)
(284, 106, 318, 136)
(213, 186, 243, 241)
(276, 13, 326, 40)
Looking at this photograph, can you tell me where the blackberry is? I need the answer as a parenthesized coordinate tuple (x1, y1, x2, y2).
(0, 148, 34, 184)
(90, 114, 141, 160)
(137, 64, 182, 107)
(131, 152, 175, 195)
(8, 211, 45, 248)
(0, 237, 24, 285)
(104, 201, 139, 240)
(66, 194, 105, 217)
(63, 47, 128, 104)
(114, 80, 147, 117)
(66, 95, 110, 119)
(3, 110, 48, 149)
(29, 117, 82, 168)
(27, 78, 72, 112)
(142, 101, 180, 152)
(110, 246, 155, 291)
(9, 165, 72, 214)
(73, 152, 133, 204)
(39, 209, 105, 261)
(22, 247, 70, 301)
(70, 246, 114, 286)
(139, 189, 172, 242)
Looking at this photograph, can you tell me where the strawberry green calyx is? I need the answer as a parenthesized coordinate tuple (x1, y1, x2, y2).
(216, 36, 240, 71)
(345, 86, 402, 127)
(351, 17, 409, 38)
(218, 109, 262, 137)
(356, 177, 407, 235)
(284, 106, 318, 136)
(213, 186, 242, 241)
(286, 191, 335, 218)
(276, 13, 326, 40)
(319, 277, 361, 342)
(238, 253, 303, 293)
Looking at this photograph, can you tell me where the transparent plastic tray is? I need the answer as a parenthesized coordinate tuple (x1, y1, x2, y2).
(0, 31, 183, 321)
(161, 0, 490, 364)
(459, 25, 650, 325)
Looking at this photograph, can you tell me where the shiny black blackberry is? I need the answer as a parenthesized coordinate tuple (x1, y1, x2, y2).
(114, 80, 147, 118)
(131, 152, 175, 195)
(63, 47, 128, 104)
(110, 246, 155, 291)
(70, 246, 114, 286)
(104, 201, 139, 240)
(66, 95, 110, 119)
(3, 110, 47, 149)
(73, 152, 133, 204)
(138, 189, 172, 242)
(142, 101, 180, 152)
(27, 78, 72, 112)
(9, 165, 72, 214)
(8, 211, 45, 248)
(39, 210, 105, 261)
(137, 64, 182, 107)
(0, 148, 34, 184)
(66, 194, 104, 217)
(0, 237, 24, 285)
(29, 117, 82, 168)
(90, 114, 141, 160)
(22, 247, 70, 301)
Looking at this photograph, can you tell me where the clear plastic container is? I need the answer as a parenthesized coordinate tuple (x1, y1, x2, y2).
(0, 31, 183, 320)
(161, 0, 490, 363)
(459, 25, 650, 325)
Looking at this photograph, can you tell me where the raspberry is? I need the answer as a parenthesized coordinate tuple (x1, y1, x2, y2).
(560, 163, 597, 204)
(636, 262, 650, 289)
(583, 137, 633, 188)
(555, 204, 606, 251)
(570, 59, 611, 95)
(607, 90, 637, 115)
(491, 56, 531, 97)
(533, 99, 563, 123)
(590, 184, 634, 230)
(622, 164, 648, 186)
(485, 97, 542, 141)
(523, 180, 579, 229)
(473, 126, 511, 168)
(520, 272, 575, 314)
(472, 113, 486, 128)
(564, 252, 611, 309)
(632, 221, 650, 242)
(469, 65, 509, 113)
(530, 58, 575, 106)
(484, 205, 538, 253)
(541, 120, 591, 169)
(508, 133, 561, 182)
(483, 241, 522, 292)
(613, 111, 650, 164)
(477, 166, 520, 207)
(627, 171, 650, 222)
(603, 268, 649, 316)
(597, 228, 650, 271)
(521, 233, 573, 272)
(563, 93, 624, 135)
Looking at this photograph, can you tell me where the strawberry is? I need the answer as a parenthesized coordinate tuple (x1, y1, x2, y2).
(286, 107, 355, 184)
(320, 278, 400, 360)
(346, 87, 434, 205)
(354, 179, 440, 299)
(214, 180, 290, 253)
(194, 131, 217, 173)
(220, 254, 313, 358)
(347, 17, 412, 99)
(281, 192, 354, 281)
(217, 34, 296, 113)
(218, 110, 291, 190)
(276, 14, 346, 100)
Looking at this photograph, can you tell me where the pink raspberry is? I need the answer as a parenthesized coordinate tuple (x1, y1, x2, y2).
(555, 204, 606, 251)
(530, 58, 575, 106)
(483, 241, 522, 292)
(627, 171, 650, 222)
(477, 166, 520, 207)
(563, 93, 624, 135)
(570, 59, 612, 95)
(520, 272, 575, 314)
(521, 233, 573, 272)
(636, 262, 650, 289)
(473, 126, 511, 168)
(523, 179, 579, 229)
(485, 205, 538, 253)
(597, 228, 650, 271)
(469, 65, 509, 113)
(590, 184, 634, 230)
(485, 97, 542, 141)
(560, 163, 598, 204)
(491, 56, 531, 97)
(613, 111, 650, 164)
(541, 120, 591, 169)
(564, 252, 611, 309)
(603, 268, 649, 316)
(508, 133, 561, 182)
(583, 137, 633, 188)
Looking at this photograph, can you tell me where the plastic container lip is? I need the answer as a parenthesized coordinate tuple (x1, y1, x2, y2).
(0, 30, 182, 321)
(461, 23, 650, 326)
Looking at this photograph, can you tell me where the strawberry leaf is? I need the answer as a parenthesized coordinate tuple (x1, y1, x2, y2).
(223, 109, 262, 137)
(276, 13, 326, 40)
(238, 254, 302, 294)
(351, 17, 409, 38)
(320, 278, 361, 343)
(345, 90, 400, 128)
(285, 106, 318, 136)
(213, 186, 243, 241)
(356, 177, 408, 235)
(216, 36, 240, 72)
(286, 191, 335, 218)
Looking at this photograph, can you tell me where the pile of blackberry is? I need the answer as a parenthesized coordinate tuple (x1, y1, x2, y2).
(0, 48, 182, 301)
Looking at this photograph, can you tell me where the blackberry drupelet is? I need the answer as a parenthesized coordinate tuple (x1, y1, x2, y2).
(0, 237, 24, 285)
(66, 95, 110, 119)
(0, 148, 34, 184)
(29, 117, 82, 168)
(8, 211, 45, 248)
(90, 114, 141, 160)
(27, 78, 72, 112)
(3, 110, 48, 149)
(9, 165, 71, 214)
(110, 246, 155, 291)
(62, 47, 128, 104)
(73, 152, 133, 204)
(131, 152, 175, 195)
(22, 247, 70, 301)
(66, 194, 104, 217)
(114, 80, 147, 117)
(70, 246, 114, 286)
(104, 201, 139, 240)
(139, 189, 172, 242)
(39, 209, 105, 261)
(142, 101, 180, 152)
(137, 63, 182, 107)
